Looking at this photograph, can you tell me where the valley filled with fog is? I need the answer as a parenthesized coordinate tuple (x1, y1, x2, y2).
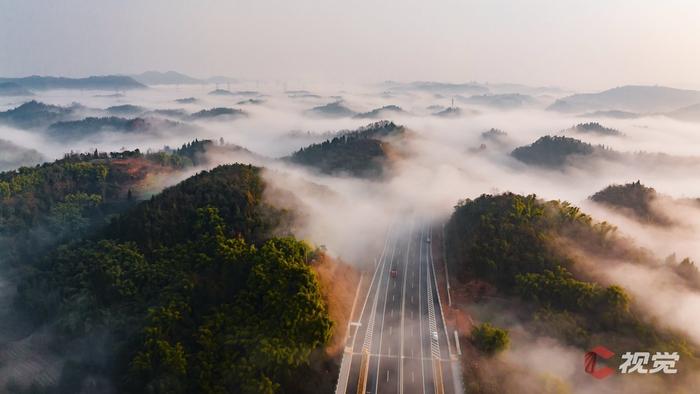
(2, 77, 700, 393)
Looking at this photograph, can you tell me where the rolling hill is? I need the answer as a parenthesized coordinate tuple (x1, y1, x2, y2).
(15, 163, 332, 393)
(305, 101, 356, 118)
(353, 105, 406, 119)
(566, 122, 621, 136)
(458, 93, 536, 109)
(665, 103, 700, 122)
(130, 70, 202, 85)
(0, 82, 33, 96)
(0, 75, 145, 91)
(0, 100, 79, 129)
(511, 135, 602, 167)
(47, 116, 184, 139)
(548, 85, 700, 113)
(288, 121, 405, 178)
(590, 181, 673, 225)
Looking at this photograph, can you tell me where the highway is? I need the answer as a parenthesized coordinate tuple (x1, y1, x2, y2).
(336, 219, 463, 394)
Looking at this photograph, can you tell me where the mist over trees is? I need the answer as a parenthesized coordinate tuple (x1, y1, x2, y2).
(444, 193, 697, 358)
(12, 164, 333, 393)
(288, 121, 405, 178)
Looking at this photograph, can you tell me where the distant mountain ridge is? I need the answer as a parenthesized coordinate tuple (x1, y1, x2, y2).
(305, 101, 356, 118)
(0, 100, 79, 129)
(457, 93, 536, 109)
(130, 70, 202, 85)
(548, 85, 700, 113)
(383, 81, 488, 95)
(47, 116, 183, 139)
(354, 105, 406, 119)
(666, 103, 700, 122)
(0, 82, 33, 96)
(130, 71, 237, 86)
(0, 75, 145, 90)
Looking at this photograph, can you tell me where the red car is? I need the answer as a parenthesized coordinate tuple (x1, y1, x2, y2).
(390, 268, 398, 278)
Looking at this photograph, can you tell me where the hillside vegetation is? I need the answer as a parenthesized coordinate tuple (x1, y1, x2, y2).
(511, 135, 600, 167)
(590, 181, 671, 225)
(0, 140, 226, 274)
(445, 193, 696, 356)
(568, 122, 621, 136)
(16, 164, 332, 393)
(288, 121, 405, 178)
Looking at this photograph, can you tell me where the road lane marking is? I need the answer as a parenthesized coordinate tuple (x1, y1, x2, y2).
(399, 218, 414, 394)
(373, 228, 399, 394)
(419, 225, 427, 394)
(357, 220, 394, 354)
(428, 226, 454, 358)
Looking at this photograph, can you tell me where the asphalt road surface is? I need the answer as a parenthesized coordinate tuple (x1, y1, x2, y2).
(336, 219, 463, 394)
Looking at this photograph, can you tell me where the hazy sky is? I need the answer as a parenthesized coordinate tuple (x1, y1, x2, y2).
(1, 0, 699, 90)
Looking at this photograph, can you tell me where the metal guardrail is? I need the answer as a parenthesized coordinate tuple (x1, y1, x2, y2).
(334, 348, 352, 394)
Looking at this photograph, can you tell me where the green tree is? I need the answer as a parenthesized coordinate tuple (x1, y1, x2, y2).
(471, 323, 510, 355)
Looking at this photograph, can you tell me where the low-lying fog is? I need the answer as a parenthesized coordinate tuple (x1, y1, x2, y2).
(2, 81, 700, 392)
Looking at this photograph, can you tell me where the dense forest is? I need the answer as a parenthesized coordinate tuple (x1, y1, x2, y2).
(590, 181, 672, 225)
(0, 100, 78, 129)
(305, 101, 356, 118)
(11, 163, 333, 393)
(353, 105, 405, 119)
(0, 100, 245, 142)
(444, 193, 698, 361)
(106, 104, 146, 116)
(47, 117, 183, 139)
(0, 139, 245, 304)
(288, 121, 405, 178)
(511, 135, 602, 167)
(189, 107, 247, 120)
(568, 122, 621, 136)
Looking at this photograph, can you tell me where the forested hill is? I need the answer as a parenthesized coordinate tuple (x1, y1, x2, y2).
(287, 120, 406, 178)
(102, 164, 292, 253)
(0, 75, 146, 91)
(590, 181, 672, 225)
(567, 122, 621, 136)
(15, 163, 333, 394)
(511, 135, 610, 167)
(444, 193, 698, 377)
(0, 149, 183, 267)
(0, 100, 78, 129)
(0, 138, 253, 282)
